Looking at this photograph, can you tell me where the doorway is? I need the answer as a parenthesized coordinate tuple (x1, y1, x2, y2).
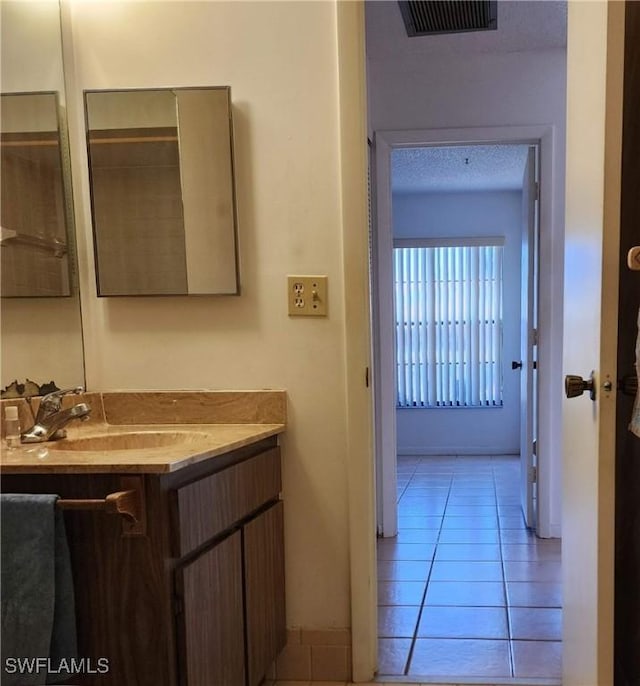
(373, 126, 561, 543)
(376, 141, 540, 534)
(372, 138, 560, 680)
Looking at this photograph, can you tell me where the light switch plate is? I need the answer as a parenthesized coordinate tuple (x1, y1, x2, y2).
(287, 276, 328, 316)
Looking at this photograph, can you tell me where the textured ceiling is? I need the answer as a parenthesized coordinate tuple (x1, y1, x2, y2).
(392, 145, 531, 193)
(366, 1, 567, 59)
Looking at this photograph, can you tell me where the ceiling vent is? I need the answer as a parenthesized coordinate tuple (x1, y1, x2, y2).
(398, 0, 498, 37)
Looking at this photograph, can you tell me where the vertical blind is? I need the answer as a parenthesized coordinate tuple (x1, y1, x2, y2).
(394, 244, 504, 408)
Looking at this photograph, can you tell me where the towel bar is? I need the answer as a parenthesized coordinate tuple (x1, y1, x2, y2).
(56, 480, 146, 536)
(57, 490, 138, 519)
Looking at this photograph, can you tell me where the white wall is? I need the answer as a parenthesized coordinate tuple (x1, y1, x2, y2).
(62, 0, 355, 631)
(0, 1, 63, 93)
(367, 44, 566, 536)
(368, 49, 567, 134)
(393, 190, 522, 455)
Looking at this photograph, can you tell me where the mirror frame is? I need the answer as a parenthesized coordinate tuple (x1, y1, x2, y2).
(83, 86, 240, 297)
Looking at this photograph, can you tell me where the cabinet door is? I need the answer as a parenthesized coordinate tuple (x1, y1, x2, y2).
(176, 531, 245, 686)
(243, 502, 286, 686)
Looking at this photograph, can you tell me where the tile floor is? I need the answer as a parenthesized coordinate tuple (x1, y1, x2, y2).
(377, 455, 562, 682)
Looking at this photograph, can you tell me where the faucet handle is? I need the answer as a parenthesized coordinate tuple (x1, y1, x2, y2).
(37, 386, 84, 417)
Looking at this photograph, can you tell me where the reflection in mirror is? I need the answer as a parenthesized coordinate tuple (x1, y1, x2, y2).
(85, 87, 239, 296)
(1, 92, 71, 297)
(0, 1, 85, 394)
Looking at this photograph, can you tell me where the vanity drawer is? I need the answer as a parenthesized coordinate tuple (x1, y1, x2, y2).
(174, 447, 281, 557)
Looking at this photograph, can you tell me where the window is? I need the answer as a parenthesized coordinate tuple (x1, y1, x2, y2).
(394, 241, 504, 408)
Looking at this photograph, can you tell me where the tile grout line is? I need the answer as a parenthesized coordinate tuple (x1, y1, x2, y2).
(494, 457, 516, 678)
(402, 455, 453, 677)
(396, 460, 419, 503)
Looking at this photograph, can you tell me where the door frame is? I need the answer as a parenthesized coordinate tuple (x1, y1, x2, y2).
(521, 144, 540, 530)
(372, 125, 563, 539)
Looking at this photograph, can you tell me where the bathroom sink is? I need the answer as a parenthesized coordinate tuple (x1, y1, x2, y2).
(47, 430, 208, 451)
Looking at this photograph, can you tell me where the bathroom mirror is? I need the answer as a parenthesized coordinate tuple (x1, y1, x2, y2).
(84, 87, 239, 296)
(1, 91, 72, 297)
(0, 1, 85, 394)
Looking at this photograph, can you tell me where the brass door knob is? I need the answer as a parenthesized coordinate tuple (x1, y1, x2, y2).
(565, 372, 596, 401)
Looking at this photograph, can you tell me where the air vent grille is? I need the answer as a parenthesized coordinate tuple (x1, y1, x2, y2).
(398, 0, 498, 36)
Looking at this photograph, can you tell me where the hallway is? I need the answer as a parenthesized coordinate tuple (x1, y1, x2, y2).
(377, 455, 562, 680)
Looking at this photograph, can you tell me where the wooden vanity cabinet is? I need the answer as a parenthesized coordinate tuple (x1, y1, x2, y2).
(172, 443, 286, 686)
(175, 501, 285, 686)
(1, 436, 286, 686)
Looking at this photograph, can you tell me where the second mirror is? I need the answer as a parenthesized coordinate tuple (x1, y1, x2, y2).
(85, 87, 239, 296)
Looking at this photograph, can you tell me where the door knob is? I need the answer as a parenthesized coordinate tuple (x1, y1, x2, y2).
(565, 372, 596, 401)
(512, 361, 523, 370)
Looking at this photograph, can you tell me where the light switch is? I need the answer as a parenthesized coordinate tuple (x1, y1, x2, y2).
(287, 276, 328, 316)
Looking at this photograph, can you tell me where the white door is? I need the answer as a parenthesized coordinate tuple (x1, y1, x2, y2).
(562, 3, 624, 685)
(519, 146, 538, 529)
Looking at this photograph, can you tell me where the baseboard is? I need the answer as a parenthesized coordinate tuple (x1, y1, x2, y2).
(397, 446, 519, 456)
(272, 627, 351, 681)
(547, 523, 562, 538)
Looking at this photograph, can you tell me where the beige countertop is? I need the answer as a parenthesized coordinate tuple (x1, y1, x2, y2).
(0, 390, 286, 474)
(0, 422, 285, 474)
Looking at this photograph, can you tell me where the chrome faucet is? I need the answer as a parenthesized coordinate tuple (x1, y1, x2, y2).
(21, 386, 91, 443)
